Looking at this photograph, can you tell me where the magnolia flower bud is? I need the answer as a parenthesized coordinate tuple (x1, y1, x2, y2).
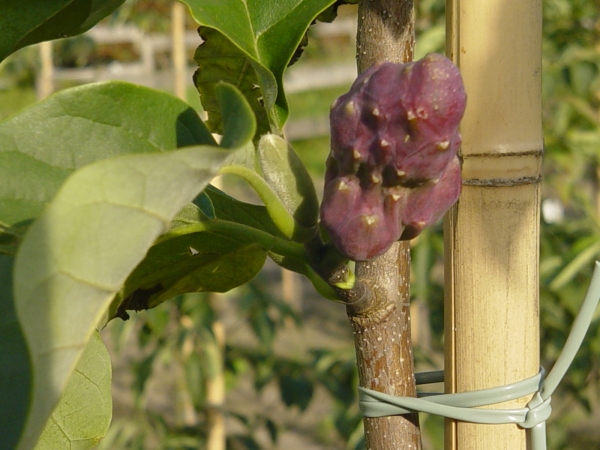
(321, 53, 466, 261)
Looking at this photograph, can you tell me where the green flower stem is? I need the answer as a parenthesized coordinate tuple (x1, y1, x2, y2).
(333, 268, 355, 290)
(218, 165, 314, 242)
(303, 264, 340, 301)
(159, 219, 343, 301)
(158, 219, 308, 263)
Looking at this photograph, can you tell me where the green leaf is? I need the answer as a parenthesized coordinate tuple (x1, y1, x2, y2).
(185, 0, 338, 133)
(193, 192, 216, 219)
(216, 80, 261, 149)
(0, 254, 31, 450)
(1, 0, 125, 62)
(218, 164, 302, 241)
(116, 238, 267, 316)
(14, 144, 237, 449)
(257, 134, 318, 235)
(13, 83, 254, 449)
(265, 418, 278, 444)
(164, 187, 337, 302)
(550, 239, 600, 291)
(184, 351, 205, 410)
(278, 371, 314, 411)
(215, 136, 314, 243)
(315, 0, 358, 23)
(0, 81, 216, 232)
(202, 188, 335, 300)
(35, 332, 112, 450)
(204, 185, 285, 238)
(193, 27, 271, 138)
(0, 81, 219, 448)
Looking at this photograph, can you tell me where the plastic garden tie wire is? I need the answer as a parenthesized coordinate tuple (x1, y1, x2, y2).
(359, 261, 600, 450)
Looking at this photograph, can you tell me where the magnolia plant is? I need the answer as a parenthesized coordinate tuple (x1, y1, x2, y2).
(0, 1, 464, 449)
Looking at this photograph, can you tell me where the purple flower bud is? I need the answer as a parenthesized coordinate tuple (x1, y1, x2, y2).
(321, 54, 466, 261)
(399, 156, 462, 240)
(320, 175, 404, 261)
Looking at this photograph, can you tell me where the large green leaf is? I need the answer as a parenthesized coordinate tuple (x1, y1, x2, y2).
(1, 0, 125, 62)
(184, 0, 337, 134)
(13, 84, 255, 450)
(0, 81, 215, 243)
(35, 332, 112, 450)
(14, 145, 237, 450)
(115, 234, 267, 316)
(114, 176, 320, 317)
(0, 254, 31, 450)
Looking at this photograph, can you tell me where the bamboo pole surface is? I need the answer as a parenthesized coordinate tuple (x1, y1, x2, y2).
(37, 41, 54, 100)
(351, 1, 421, 448)
(205, 296, 226, 450)
(172, 1, 187, 101)
(444, 0, 542, 449)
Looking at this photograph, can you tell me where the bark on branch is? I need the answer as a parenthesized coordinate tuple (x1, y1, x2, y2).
(350, 1, 421, 448)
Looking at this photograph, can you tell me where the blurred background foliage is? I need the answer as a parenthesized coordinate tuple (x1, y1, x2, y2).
(1, 0, 600, 448)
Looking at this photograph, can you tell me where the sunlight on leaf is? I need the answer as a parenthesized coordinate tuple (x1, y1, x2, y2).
(0, 80, 217, 449)
(193, 27, 271, 138)
(0, 81, 215, 232)
(35, 332, 111, 450)
(13, 84, 255, 449)
(184, 0, 337, 133)
(14, 145, 233, 450)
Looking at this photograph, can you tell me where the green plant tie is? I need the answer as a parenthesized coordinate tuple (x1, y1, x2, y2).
(358, 261, 600, 450)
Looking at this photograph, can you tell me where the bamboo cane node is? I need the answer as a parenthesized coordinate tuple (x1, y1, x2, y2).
(462, 175, 542, 187)
(460, 152, 543, 184)
(464, 150, 544, 158)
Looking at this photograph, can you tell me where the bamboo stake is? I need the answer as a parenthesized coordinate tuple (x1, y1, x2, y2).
(205, 295, 226, 450)
(179, 314, 200, 426)
(444, 1, 542, 449)
(37, 41, 54, 100)
(172, 1, 187, 101)
(350, 1, 421, 448)
(282, 268, 300, 313)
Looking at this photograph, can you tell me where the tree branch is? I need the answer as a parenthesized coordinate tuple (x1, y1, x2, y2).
(351, 0, 421, 448)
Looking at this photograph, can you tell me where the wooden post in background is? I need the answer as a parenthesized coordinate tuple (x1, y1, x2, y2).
(444, 0, 542, 449)
(282, 269, 301, 313)
(205, 296, 226, 450)
(37, 41, 54, 100)
(172, 1, 187, 101)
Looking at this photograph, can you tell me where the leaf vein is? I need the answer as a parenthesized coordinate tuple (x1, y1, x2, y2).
(56, 268, 120, 293)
